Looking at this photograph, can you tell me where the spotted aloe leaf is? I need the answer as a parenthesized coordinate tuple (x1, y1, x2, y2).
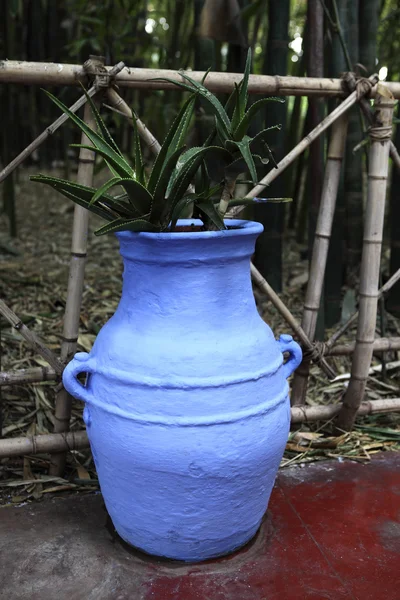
(43, 90, 133, 179)
(234, 98, 284, 140)
(29, 175, 119, 219)
(151, 73, 231, 139)
(147, 94, 196, 195)
(79, 84, 124, 158)
(131, 110, 146, 186)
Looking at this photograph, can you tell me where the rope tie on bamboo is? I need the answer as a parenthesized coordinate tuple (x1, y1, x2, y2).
(368, 125, 394, 141)
(341, 72, 375, 101)
(83, 55, 112, 89)
(302, 341, 328, 363)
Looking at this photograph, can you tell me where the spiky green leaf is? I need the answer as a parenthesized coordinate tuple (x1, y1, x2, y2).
(44, 89, 133, 178)
(30, 175, 117, 221)
(131, 110, 146, 186)
(234, 98, 284, 140)
(79, 84, 123, 158)
(94, 217, 160, 236)
(116, 178, 153, 215)
(69, 144, 133, 179)
(147, 94, 196, 195)
(151, 75, 231, 138)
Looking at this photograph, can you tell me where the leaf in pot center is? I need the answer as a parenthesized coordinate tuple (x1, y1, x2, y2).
(196, 200, 226, 230)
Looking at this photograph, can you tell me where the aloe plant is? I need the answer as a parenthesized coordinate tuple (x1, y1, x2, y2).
(31, 49, 289, 235)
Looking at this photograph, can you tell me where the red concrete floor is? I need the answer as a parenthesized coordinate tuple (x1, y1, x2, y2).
(0, 452, 399, 600)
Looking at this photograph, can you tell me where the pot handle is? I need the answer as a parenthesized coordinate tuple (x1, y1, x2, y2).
(62, 352, 95, 403)
(277, 334, 302, 380)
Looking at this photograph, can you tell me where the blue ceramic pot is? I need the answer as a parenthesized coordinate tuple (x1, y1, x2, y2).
(63, 219, 302, 562)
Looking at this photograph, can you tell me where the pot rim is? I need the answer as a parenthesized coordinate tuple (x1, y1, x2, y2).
(115, 219, 263, 242)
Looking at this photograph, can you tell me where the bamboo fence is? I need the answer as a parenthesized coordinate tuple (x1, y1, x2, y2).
(1, 59, 400, 467)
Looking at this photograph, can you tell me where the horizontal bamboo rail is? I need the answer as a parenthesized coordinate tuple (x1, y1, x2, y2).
(290, 399, 400, 424)
(0, 431, 89, 458)
(1, 397, 400, 457)
(0, 366, 58, 386)
(2, 336, 399, 388)
(1, 60, 400, 97)
(328, 337, 400, 356)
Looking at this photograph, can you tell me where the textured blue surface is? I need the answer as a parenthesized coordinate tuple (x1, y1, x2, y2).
(63, 219, 302, 562)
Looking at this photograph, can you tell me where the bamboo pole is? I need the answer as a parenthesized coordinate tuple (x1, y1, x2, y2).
(0, 367, 60, 387)
(49, 100, 97, 476)
(250, 263, 336, 379)
(0, 300, 64, 374)
(327, 337, 400, 356)
(337, 90, 396, 431)
(1, 61, 400, 97)
(291, 398, 400, 424)
(2, 397, 400, 458)
(0, 430, 89, 458)
(0, 61, 125, 184)
(0, 367, 57, 387)
(291, 113, 348, 406)
(325, 267, 400, 350)
(227, 74, 379, 219)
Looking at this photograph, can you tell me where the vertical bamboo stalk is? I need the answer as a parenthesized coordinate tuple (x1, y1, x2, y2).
(291, 111, 348, 406)
(49, 100, 97, 476)
(337, 90, 396, 431)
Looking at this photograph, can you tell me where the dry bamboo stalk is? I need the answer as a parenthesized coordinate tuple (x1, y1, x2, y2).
(50, 100, 97, 476)
(0, 430, 89, 458)
(250, 264, 336, 379)
(0, 300, 64, 374)
(2, 397, 400, 458)
(1, 61, 399, 97)
(228, 74, 379, 219)
(326, 267, 400, 350)
(0, 61, 125, 184)
(106, 88, 161, 156)
(291, 398, 400, 424)
(327, 337, 400, 356)
(0, 366, 57, 387)
(337, 90, 396, 431)
(291, 113, 348, 406)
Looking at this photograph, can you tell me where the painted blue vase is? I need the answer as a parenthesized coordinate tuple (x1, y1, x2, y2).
(62, 219, 302, 562)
